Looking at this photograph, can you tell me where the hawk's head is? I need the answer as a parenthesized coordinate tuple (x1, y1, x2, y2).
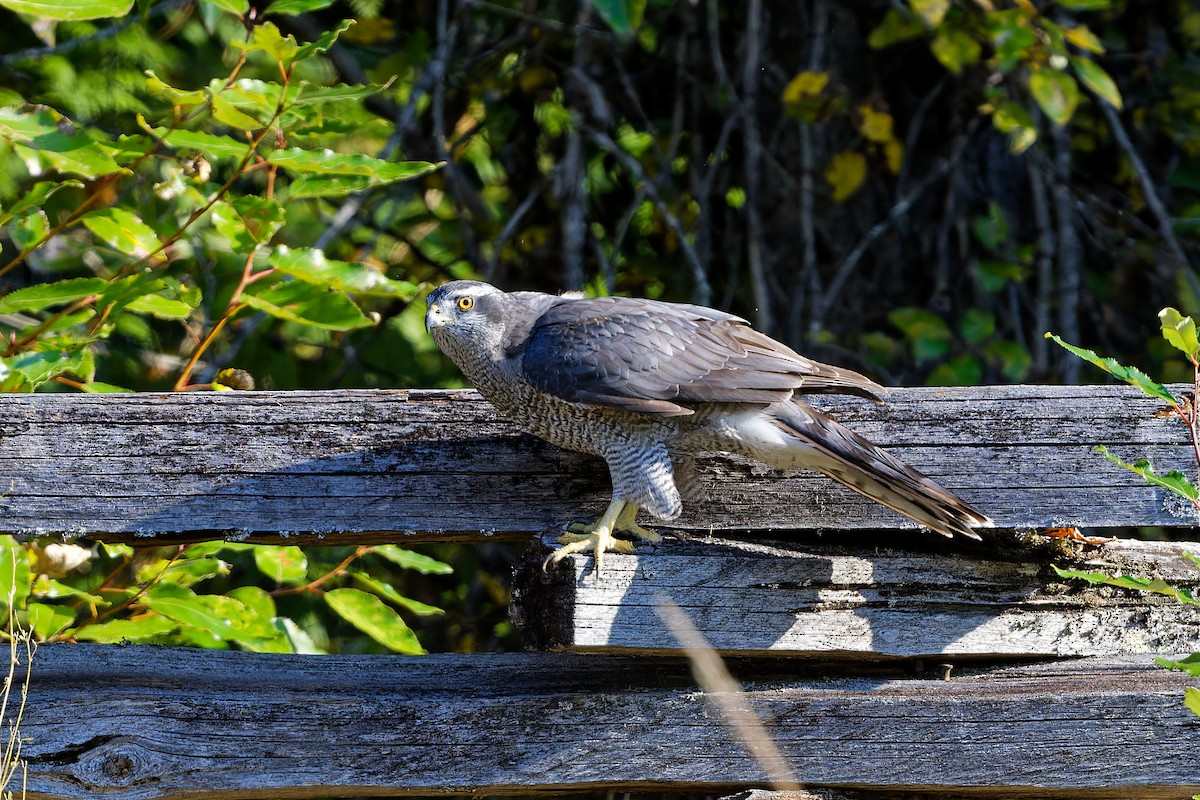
(425, 280, 511, 358)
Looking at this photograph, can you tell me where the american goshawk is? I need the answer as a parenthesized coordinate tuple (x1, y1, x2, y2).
(425, 280, 991, 573)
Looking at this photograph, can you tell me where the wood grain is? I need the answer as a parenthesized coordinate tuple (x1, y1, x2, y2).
(0, 385, 1196, 543)
(22, 645, 1200, 800)
(514, 535, 1200, 658)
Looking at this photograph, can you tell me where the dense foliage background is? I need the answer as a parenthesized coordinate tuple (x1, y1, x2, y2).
(1, 0, 1198, 652)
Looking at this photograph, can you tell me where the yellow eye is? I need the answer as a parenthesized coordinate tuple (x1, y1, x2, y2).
(457, 296, 474, 311)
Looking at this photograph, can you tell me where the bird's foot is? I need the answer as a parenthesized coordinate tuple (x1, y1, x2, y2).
(543, 500, 657, 577)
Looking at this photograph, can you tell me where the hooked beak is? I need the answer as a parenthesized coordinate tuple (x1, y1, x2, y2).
(425, 301, 449, 333)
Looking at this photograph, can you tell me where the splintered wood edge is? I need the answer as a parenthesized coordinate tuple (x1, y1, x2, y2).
(513, 533, 1200, 658)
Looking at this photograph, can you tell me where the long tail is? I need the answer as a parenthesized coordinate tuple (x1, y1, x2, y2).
(769, 400, 993, 539)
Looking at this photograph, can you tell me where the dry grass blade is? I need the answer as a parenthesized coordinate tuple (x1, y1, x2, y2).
(1, 555, 33, 800)
(655, 598, 801, 792)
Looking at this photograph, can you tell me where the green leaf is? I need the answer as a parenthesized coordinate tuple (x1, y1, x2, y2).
(229, 21, 298, 62)
(1095, 445, 1200, 502)
(372, 544, 453, 575)
(148, 127, 250, 160)
(0, 535, 31, 614)
(268, 147, 440, 179)
(73, 615, 178, 643)
(1185, 687, 1200, 719)
(909, 0, 949, 27)
(1072, 56, 1122, 110)
(211, 93, 266, 131)
(0, 179, 84, 229)
(142, 583, 276, 640)
(927, 354, 982, 386)
(252, 545, 308, 585)
(4, 347, 92, 389)
(986, 339, 1033, 382)
(324, 587, 424, 654)
(889, 307, 953, 362)
(1044, 332, 1176, 404)
(211, 196, 285, 251)
(1157, 653, 1200, 678)
(0, 107, 123, 178)
(242, 281, 373, 331)
(990, 101, 1038, 154)
(1029, 69, 1081, 126)
(80, 381, 131, 393)
(161, 556, 229, 588)
(202, 0, 248, 13)
(972, 201, 1009, 250)
(348, 570, 444, 617)
(81, 208, 164, 262)
(10, 210, 48, 252)
(1159, 307, 1200, 363)
(1052, 564, 1197, 605)
(0, 0, 133, 21)
(591, 0, 646, 36)
(265, 0, 336, 14)
(930, 28, 982, 75)
(1056, 0, 1110, 8)
(125, 293, 195, 320)
(867, 7, 926, 49)
(292, 20, 356, 62)
(269, 247, 418, 298)
(28, 602, 77, 639)
(960, 309, 996, 345)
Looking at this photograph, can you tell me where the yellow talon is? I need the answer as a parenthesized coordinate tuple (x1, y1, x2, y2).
(544, 500, 659, 577)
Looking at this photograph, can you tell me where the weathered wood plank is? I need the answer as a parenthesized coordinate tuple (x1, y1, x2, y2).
(22, 645, 1200, 799)
(1, 385, 1196, 542)
(514, 536, 1200, 658)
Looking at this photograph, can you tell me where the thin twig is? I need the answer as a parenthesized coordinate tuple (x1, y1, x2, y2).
(655, 599, 801, 792)
(1096, 99, 1192, 271)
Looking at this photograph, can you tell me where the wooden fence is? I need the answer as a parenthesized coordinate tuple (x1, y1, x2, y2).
(8, 386, 1200, 798)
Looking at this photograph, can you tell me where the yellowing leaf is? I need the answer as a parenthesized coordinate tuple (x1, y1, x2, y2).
(1072, 56, 1122, 110)
(783, 71, 830, 104)
(1030, 69, 1081, 126)
(824, 150, 867, 203)
(909, 0, 950, 27)
(857, 107, 894, 143)
(931, 28, 982, 74)
(884, 138, 904, 174)
(1065, 24, 1104, 54)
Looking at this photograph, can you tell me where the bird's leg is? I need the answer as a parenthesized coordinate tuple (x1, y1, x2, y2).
(566, 501, 661, 542)
(546, 499, 633, 576)
(612, 502, 661, 543)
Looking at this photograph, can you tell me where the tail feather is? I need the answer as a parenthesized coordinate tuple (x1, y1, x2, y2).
(769, 400, 993, 538)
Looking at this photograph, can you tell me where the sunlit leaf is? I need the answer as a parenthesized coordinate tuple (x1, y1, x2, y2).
(211, 196, 285, 251)
(242, 281, 373, 330)
(80, 381, 131, 393)
(372, 544, 453, 575)
(28, 602, 77, 639)
(1157, 653, 1200, 678)
(1056, 0, 1110, 8)
(1159, 307, 1200, 363)
(0, 0, 133, 21)
(1095, 445, 1200, 502)
(1065, 25, 1104, 54)
(0, 107, 122, 178)
(73, 615, 178, 643)
(1044, 332, 1176, 404)
(348, 570, 444, 617)
(269, 247, 418, 298)
(211, 93, 266, 130)
(856, 107, 894, 143)
(148, 127, 249, 160)
(0, 535, 31, 613)
(325, 587, 424, 654)
(81, 207, 164, 261)
(201, 0, 248, 13)
(268, 147, 440, 179)
(1052, 564, 1197, 605)
(252, 545, 308, 586)
(125, 293, 195, 320)
(142, 583, 276, 640)
(293, 18, 355, 61)
(229, 21, 298, 62)
(0, 278, 107, 314)
(1029, 69, 1080, 126)
(265, 0, 335, 14)
(909, 0, 949, 27)
(1072, 56, 1122, 110)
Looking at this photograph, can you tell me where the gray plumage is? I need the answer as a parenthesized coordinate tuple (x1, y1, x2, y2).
(425, 280, 991, 570)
